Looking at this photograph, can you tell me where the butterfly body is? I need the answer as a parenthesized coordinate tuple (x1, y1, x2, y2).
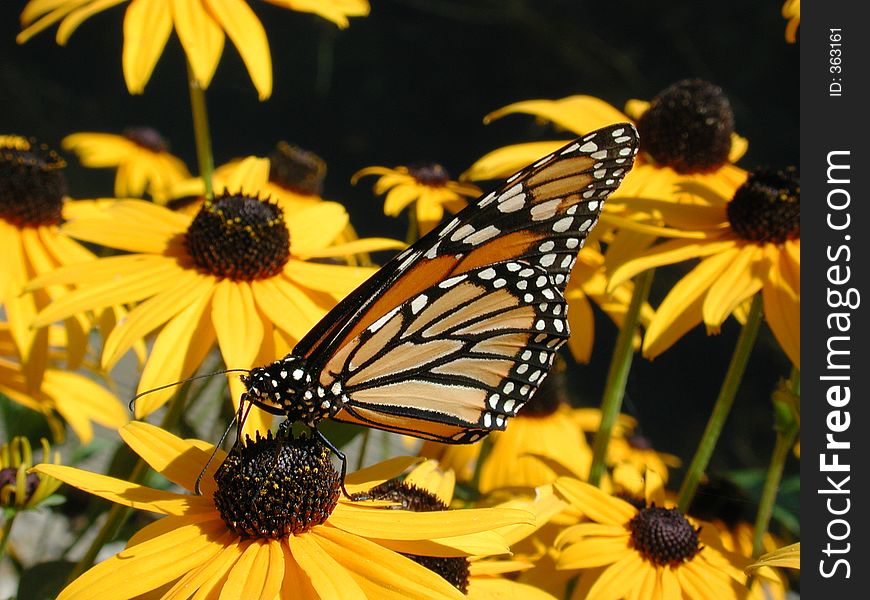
(242, 123, 640, 444)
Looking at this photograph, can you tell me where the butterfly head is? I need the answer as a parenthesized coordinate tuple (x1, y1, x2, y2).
(241, 355, 323, 422)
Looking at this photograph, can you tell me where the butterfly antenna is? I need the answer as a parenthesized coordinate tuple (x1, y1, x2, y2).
(128, 369, 251, 412)
(195, 415, 237, 496)
(312, 427, 354, 499)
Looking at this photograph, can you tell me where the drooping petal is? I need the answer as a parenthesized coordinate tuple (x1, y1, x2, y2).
(565, 288, 594, 362)
(42, 369, 128, 442)
(585, 554, 649, 600)
(642, 248, 740, 358)
(204, 0, 272, 99)
(287, 202, 350, 255)
(122, 0, 173, 93)
(558, 536, 632, 570)
(382, 185, 419, 216)
(608, 239, 736, 291)
(763, 246, 800, 367)
(171, 0, 225, 90)
(211, 280, 265, 369)
(702, 243, 764, 327)
(342, 456, 423, 492)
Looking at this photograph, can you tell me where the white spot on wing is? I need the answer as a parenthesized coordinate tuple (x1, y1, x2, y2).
(411, 294, 428, 314)
(368, 306, 401, 333)
(464, 225, 501, 245)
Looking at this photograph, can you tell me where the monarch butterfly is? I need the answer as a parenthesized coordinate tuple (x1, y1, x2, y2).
(241, 123, 639, 445)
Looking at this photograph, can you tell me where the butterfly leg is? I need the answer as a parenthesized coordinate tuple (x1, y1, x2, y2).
(311, 427, 358, 499)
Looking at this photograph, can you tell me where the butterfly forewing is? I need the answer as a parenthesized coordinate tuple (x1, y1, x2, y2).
(296, 123, 639, 373)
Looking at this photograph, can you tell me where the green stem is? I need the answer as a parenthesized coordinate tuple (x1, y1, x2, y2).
(588, 268, 655, 486)
(355, 429, 371, 471)
(752, 369, 800, 557)
(187, 63, 214, 201)
(65, 386, 192, 584)
(677, 294, 764, 512)
(0, 512, 17, 563)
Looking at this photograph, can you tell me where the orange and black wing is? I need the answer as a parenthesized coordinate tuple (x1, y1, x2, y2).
(294, 123, 639, 440)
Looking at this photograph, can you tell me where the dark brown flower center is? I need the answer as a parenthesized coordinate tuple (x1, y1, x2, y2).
(0, 467, 40, 506)
(0, 136, 66, 227)
(629, 505, 701, 566)
(212, 428, 341, 539)
(726, 167, 800, 244)
(184, 193, 290, 280)
(123, 127, 168, 153)
(627, 433, 653, 451)
(408, 162, 450, 187)
(269, 142, 326, 196)
(366, 479, 470, 593)
(636, 79, 735, 174)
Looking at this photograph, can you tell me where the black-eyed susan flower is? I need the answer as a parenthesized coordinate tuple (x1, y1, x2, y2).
(555, 473, 751, 600)
(0, 135, 126, 389)
(606, 432, 681, 486)
(782, 0, 800, 43)
(365, 459, 564, 598)
(608, 167, 800, 367)
(353, 162, 481, 237)
(421, 361, 593, 494)
(34, 421, 529, 599)
(465, 80, 748, 203)
(18, 0, 370, 100)
(63, 128, 190, 202)
(26, 162, 403, 430)
(1, 436, 62, 511)
(0, 322, 127, 443)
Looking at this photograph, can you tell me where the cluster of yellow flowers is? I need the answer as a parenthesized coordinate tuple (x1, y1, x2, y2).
(1, 1, 799, 599)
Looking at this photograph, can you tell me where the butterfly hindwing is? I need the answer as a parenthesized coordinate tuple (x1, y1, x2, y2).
(319, 260, 570, 442)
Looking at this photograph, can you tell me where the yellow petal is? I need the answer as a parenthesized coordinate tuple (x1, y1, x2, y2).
(171, 0, 225, 89)
(26, 253, 172, 288)
(643, 248, 740, 359)
(343, 456, 423, 492)
(288, 202, 350, 255)
(763, 248, 800, 368)
(302, 237, 405, 260)
(122, 0, 173, 93)
(219, 541, 269, 600)
(558, 536, 631, 570)
(466, 577, 556, 600)
(220, 156, 270, 194)
(211, 280, 265, 368)
(158, 532, 242, 600)
(329, 503, 532, 540)
(284, 259, 376, 297)
(136, 290, 216, 417)
(566, 290, 594, 362)
(746, 542, 800, 572)
(42, 369, 128, 441)
(313, 526, 465, 599)
(463, 141, 565, 181)
(553, 478, 636, 526)
(484, 96, 629, 134)
(702, 244, 765, 327)
(56, 0, 127, 43)
(586, 554, 648, 600)
(32, 464, 202, 515)
(250, 277, 327, 341)
(102, 270, 209, 370)
(17, 0, 89, 44)
(608, 239, 736, 291)
(120, 422, 225, 496)
(286, 533, 367, 599)
(56, 520, 229, 600)
(204, 0, 272, 99)
(382, 184, 420, 216)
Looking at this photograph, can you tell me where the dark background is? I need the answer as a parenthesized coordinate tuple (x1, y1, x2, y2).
(1, 0, 798, 521)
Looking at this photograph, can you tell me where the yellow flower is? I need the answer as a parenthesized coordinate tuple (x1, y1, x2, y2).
(421, 362, 593, 494)
(464, 80, 749, 204)
(606, 433, 681, 486)
(1, 437, 61, 511)
(18, 0, 370, 100)
(0, 322, 127, 442)
(62, 128, 190, 202)
(353, 163, 480, 236)
(35, 422, 527, 599)
(782, 0, 800, 43)
(26, 161, 404, 430)
(555, 473, 751, 600)
(0, 135, 127, 390)
(608, 167, 800, 367)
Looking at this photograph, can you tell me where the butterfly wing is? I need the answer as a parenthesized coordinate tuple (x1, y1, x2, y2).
(294, 123, 638, 440)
